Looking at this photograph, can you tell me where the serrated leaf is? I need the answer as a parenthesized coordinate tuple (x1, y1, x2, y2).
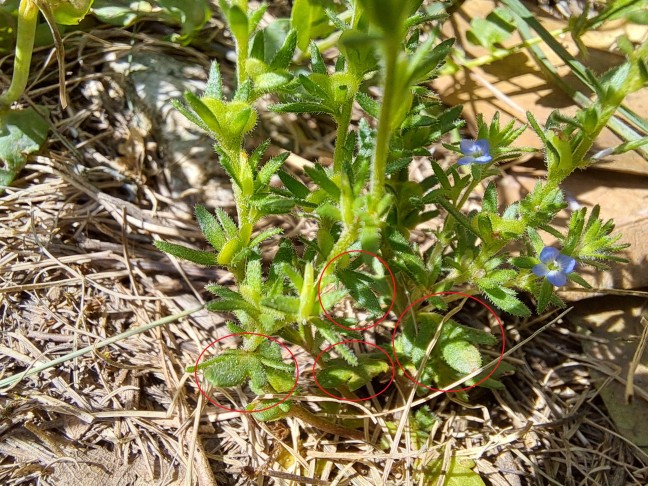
(310, 41, 327, 74)
(253, 339, 280, 360)
(216, 238, 242, 265)
(320, 288, 350, 311)
(184, 91, 221, 132)
(204, 61, 223, 99)
(406, 37, 453, 85)
(527, 227, 545, 255)
(253, 71, 293, 94)
(430, 161, 450, 190)
(339, 29, 380, 76)
(249, 399, 292, 421)
(249, 228, 283, 247)
(242, 259, 263, 299)
(303, 164, 340, 198)
(386, 157, 412, 175)
(270, 29, 297, 69)
(205, 284, 243, 300)
(483, 181, 498, 213)
(195, 204, 226, 250)
(251, 193, 296, 214)
(172, 99, 213, 134)
(317, 357, 388, 391)
(568, 272, 592, 289)
(278, 170, 310, 199)
(204, 352, 254, 387)
(476, 269, 516, 288)
(298, 73, 330, 100)
(262, 295, 301, 314)
(265, 367, 295, 392)
(481, 287, 531, 317)
(206, 298, 258, 315)
(336, 269, 383, 315)
(355, 92, 379, 118)
(311, 318, 358, 366)
(275, 262, 303, 291)
(537, 279, 554, 313)
(257, 152, 289, 187)
(154, 240, 219, 266)
(442, 341, 482, 375)
(214, 207, 238, 237)
(247, 3, 268, 33)
(510, 256, 537, 269)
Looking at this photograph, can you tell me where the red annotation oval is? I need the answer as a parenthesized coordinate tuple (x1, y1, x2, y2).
(193, 332, 299, 413)
(317, 249, 397, 331)
(391, 291, 506, 393)
(312, 340, 395, 402)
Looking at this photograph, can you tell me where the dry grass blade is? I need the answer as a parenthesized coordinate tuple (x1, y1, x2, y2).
(626, 316, 648, 404)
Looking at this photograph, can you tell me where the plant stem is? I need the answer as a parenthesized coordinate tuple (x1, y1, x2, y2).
(0, 0, 39, 109)
(232, 149, 255, 245)
(370, 43, 398, 211)
(236, 36, 249, 87)
(333, 101, 353, 174)
(287, 404, 365, 441)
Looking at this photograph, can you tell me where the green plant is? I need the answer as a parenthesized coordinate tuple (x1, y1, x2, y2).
(155, 0, 645, 473)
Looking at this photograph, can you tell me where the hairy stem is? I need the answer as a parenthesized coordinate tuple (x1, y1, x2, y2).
(370, 43, 399, 210)
(333, 101, 353, 174)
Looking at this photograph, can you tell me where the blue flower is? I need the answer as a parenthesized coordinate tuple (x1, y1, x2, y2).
(458, 139, 492, 165)
(532, 247, 576, 287)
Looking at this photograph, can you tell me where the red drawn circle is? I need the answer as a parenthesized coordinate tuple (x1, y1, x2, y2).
(317, 249, 397, 331)
(391, 292, 506, 393)
(193, 332, 299, 413)
(312, 340, 395, 402)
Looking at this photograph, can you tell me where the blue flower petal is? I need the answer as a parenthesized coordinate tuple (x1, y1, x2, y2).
(460, 139, 475, 154)
(547, 270, 568, 287)
(473, 154, 492, 164)
(532, 263, 549, 277)
(474, 139, 490, 154)
(457, 156, 474, 166)
(539, 246, 560, 264)
(556, 254, 576, 273)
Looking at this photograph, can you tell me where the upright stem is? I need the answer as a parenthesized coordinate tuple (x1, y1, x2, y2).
(333, 101, 353, 174)
(231, 149, 254, 245)
(0, 0, 38, 109)
(236, 36, 249, 88)
(370, 43, 398, 211)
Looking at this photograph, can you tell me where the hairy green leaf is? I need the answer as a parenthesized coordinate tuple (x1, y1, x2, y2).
(154, 240, 218, 266)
